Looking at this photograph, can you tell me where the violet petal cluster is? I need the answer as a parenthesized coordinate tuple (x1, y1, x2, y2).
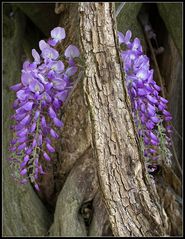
(118, 30, 173, 171)
(8, 27, 80, 190)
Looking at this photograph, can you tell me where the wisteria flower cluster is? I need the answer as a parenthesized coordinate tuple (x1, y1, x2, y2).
(118, 30, 173, 172)
(8, 27, 80, 190)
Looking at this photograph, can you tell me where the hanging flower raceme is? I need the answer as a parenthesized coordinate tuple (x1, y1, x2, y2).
(118, 30, 173, 172)
(8, 27, 80, 190)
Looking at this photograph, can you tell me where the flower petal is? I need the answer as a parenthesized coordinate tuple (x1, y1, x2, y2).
(51, 61, 65, 72)
(42, 47, 59, 60)
(55, 90, 68, 102)
(10, 83, 22, 91)
(51, 27, 66, 41)
(20, 168, 27, 175)
(48, 106, 57, 119)
(50, 128, 59, 138)
(32, 49, 40, 63)
(46, 143, 55, 153)
(65, 66, 78, 76)
(64, 45, 80, 58)
(29, 79, 44, 93)
(118, 31, 125, 44)
(43, 151, 51, 161)
(53, 117, 63, 127)
(39, 40, 50, 51)
(21, 72, 34, 86)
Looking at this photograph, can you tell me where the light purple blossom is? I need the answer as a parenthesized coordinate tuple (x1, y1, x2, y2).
(20, 168, 27, 176)
(10, 83, 22, 91)
(43, 152, 51, 161)
(32, 49, 40, 64)
(118, 30, 173, 171)
(65, 66, 78, 77)
(8, 26, 80, 188)
(39, 40, 50, 51)
(49, 27, 66, 46)
(42, 47, 59, 60)
(64, 45, 80, 58)
(53, 117, 63, 128)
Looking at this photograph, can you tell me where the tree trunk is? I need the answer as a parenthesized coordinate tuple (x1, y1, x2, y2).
(3, 2, 182, 237)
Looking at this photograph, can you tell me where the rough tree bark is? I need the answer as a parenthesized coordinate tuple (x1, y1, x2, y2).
(3, 2, 182, 237)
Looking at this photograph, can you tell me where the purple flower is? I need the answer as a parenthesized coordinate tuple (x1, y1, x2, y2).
(162, 109, 171, 116)
(48, 106, 57, 119)
(21, 72, 34, 86)
(45, 82, 53, 91)
(8, 26, 80, 187)
(151, 139, 159, 146)
(15, 123, 25, 132)
(150, 115, 160, 123)
(132, 38, 142, 52)
(137, 88, 147, 96)
(46, 143, 55, 153)
(26, 147, 33, 155)
(55, 90, 68, 102)
(53, 117, 63, 128)
(20, 168, 27, 176)
(118, 29, 172, 169)
(34, 183, 40, 191)
(29, 79, 44, 93)
(17, 142, 27, 151)
(20, 155, 29, 168)
(32, 49, 40, 64)
(149, 132, 158, 142)
(14, 112, 27, 121)
(159, 96, 168, 104)
(22, 101, 34, 111)
(10, 83, 22, 91)
(51, 61, 65, 72)
(38, 134, 43, 146)
(149, 148, 156, 154)
(32, 139, 37, 148)
(50, 128, 59, 138)
(42, 47, 59, 60)
(41, 116, 47, 128)
(34, 110, 40, 120)
(146, 95, 158, 104)
(41, 92, 52, 103)
(16, 90, 27, 101)
(65, 66, 78, 77)
(43, 151, 51, 161)
(39, 40, 50, 51)
(16, 128, 28, 137)
(52, 78, 67, 90)
(64, 45, 80, 58)
(20, 114, 30, 125)
(146, 120, 155, 130)
(118, 31, 125, 44)
(30, 122, 36, 133)
(50, 27, 66, 46)
(118, 30, 132, 45)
